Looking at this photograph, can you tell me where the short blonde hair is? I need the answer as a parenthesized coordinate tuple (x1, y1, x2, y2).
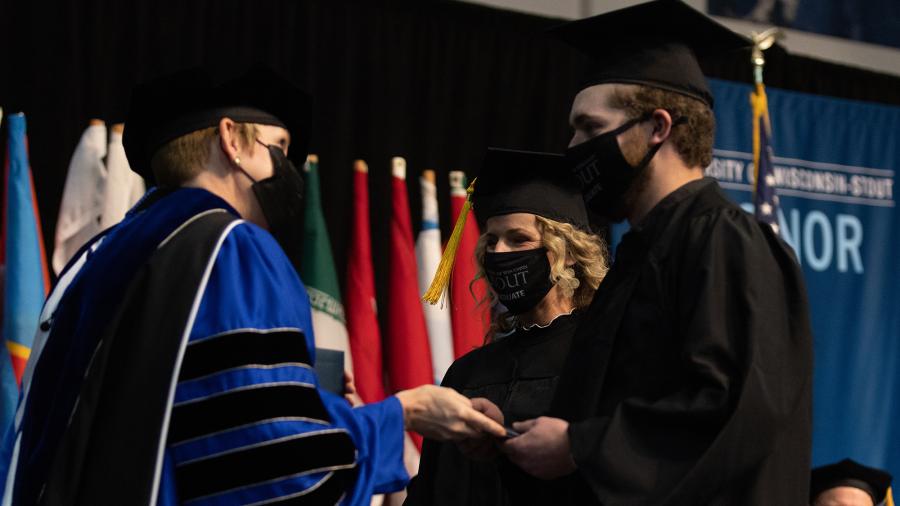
(474, 215, 609, 339)
(150, 122, 258, 187)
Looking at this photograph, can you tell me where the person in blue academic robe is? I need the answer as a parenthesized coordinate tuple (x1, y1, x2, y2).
(1, 67, 503, 506)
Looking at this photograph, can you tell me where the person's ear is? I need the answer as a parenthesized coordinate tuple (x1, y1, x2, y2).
(217, 117, 242, 166)
(649, 109, 673, 144)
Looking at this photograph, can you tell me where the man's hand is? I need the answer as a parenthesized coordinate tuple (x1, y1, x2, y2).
(501, 416, 576, 479)
(456, 398, 504, 460)
(395, 385, 506, 441)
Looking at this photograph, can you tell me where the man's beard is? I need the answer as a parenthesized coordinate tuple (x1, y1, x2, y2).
(606, 151, 653, 223)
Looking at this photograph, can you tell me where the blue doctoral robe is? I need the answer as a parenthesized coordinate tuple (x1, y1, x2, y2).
(3, 187, 406, 506)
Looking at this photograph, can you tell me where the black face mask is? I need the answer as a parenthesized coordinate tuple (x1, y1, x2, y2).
(483, 247, 553, 315)
(565, 115, 668, 220)
(242, 141, 305, 271)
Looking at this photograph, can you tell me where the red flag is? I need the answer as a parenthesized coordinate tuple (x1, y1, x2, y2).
(448, 171, 488, 358)
(387, 158, 434, 447)
(345, 160, 386, 404)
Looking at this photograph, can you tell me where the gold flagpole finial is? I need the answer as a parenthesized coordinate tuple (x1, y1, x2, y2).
(750, 27, 783, 84)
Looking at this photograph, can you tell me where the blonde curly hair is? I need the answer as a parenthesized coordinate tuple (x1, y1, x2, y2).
(473, 215, 609, 340)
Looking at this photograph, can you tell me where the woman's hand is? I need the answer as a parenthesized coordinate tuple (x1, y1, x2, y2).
(455, 398, 504, 460)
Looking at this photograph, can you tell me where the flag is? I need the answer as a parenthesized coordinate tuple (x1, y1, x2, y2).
(52, 120, 107, 274)
(414, 170, 453, 384)
(751, 83, 780, 235)
(300, 155, 354, 372)
(0, 107, 3, 331)
(448, 171, 487, 358)
(1, 112, 51, 429)
(387, 157, 434, 447)
(345, 160, 386, 404)
(99, 124, 145, 229)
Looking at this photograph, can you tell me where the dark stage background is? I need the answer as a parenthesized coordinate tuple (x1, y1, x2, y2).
(1, 0, 900, 336)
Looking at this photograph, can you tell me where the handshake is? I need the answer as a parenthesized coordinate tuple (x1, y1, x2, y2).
(342, 372, 505, 440)
(394, 384, 506, 441)
(396, 385, 576, 480)
(344, 375, 575, 479)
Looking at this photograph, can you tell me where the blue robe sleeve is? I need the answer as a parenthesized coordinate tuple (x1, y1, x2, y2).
(320, 393, 409, 501)
(164, 222, 406, 506)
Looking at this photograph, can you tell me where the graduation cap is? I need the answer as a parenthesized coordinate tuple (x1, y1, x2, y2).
(423, 148, 587, 304)
(123, 66, 312, 184)
(549, 0, 751, 108)
(472, 148, 589, 230)
(810, 459, 894, 505)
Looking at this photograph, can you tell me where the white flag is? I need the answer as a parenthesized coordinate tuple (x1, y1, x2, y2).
(52, 122, 107, 274)
(100, 125, 145, 229)
(415, 170, 454, 384)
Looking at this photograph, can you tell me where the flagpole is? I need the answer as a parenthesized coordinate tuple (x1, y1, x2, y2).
(749, 28, 784, 236)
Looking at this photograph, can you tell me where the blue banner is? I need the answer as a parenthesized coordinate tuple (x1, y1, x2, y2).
(708, 78, 900, 477)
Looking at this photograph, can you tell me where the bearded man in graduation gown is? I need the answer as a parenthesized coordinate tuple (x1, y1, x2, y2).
(1, 67, 504, 506)
(500, 2, 814, 505)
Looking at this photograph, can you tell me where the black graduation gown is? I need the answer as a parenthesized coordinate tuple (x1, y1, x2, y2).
(405, 312, 581, 505)
(551, 178, 814, 505)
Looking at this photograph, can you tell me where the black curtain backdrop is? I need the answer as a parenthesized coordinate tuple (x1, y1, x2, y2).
(0, 0, 587, 327)
(1, 0, 899, 337)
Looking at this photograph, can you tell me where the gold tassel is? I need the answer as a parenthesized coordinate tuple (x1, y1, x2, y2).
(886, 486, 894, 506)
(422, 177, 477, 305)
(750, 82, 770, 194)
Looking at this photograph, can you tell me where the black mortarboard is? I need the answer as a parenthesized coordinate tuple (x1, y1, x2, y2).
(810, 459, 893, 505)
(123, 66, 312, 183)
(472, 148, 589, 230)
(549, 0, 751, 108)
(422, 148, 588, 305)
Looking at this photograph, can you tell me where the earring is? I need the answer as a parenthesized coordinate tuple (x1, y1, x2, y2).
(233, 156, 241, 165)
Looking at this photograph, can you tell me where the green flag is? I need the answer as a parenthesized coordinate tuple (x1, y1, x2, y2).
(301, 156, 353, 372)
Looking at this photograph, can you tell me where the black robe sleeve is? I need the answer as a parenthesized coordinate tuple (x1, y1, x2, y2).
(567, 209, 813, 505)
(404, 360, 506, 506)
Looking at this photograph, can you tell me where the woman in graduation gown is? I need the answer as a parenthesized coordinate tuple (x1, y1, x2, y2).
(404, 148, 609, 505)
